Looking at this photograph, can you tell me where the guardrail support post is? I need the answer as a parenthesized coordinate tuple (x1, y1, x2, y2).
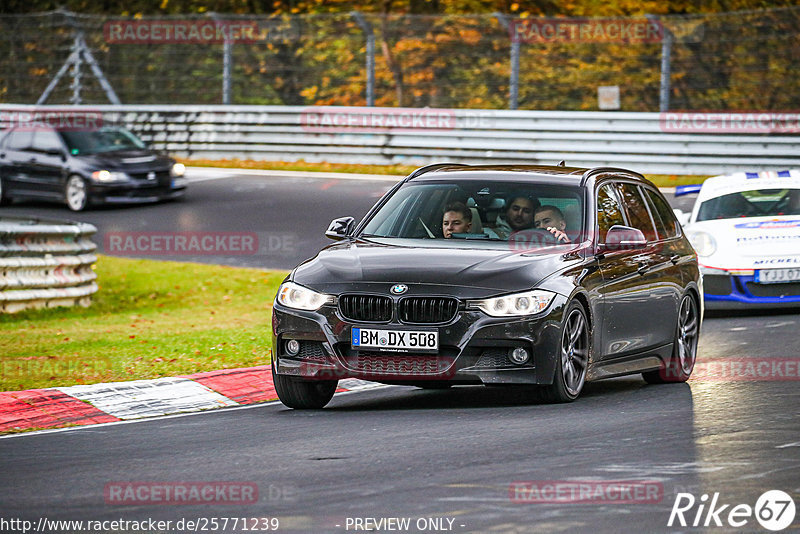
(352, 11, 375, 107)
(494, 13, 519, 110)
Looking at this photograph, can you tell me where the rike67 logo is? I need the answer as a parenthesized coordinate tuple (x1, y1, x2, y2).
(669, 490, 796, 531)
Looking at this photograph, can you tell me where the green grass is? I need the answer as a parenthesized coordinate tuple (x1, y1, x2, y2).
(0, 256, 287, 391)
(182, 158, 711, 188)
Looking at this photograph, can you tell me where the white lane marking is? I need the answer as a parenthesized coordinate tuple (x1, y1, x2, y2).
(58, 377, 238, 420)
(0, 384, 398, 440)
(766, 321, 795, 328)
(186, 167, 402, 183)
(776, 441, 800, 448)
(729, 327, 748, 331)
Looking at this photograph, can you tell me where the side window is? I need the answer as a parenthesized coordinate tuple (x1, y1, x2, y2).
(596, 184, 625, 243)
(645, 188, 680, 239)
(616, 183, 657, 242)
(31, 130, 63, 153)
(5, 130, 33, 151)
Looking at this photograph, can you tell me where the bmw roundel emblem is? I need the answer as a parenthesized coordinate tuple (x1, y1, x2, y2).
(390, 284, 408, 295)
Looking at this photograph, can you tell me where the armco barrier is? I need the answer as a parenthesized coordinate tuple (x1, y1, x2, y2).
(0, 217, 98, 313)
(1, 105, 799, 175)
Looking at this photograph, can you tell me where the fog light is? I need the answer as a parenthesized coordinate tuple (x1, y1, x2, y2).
(285, 339, 300, 356)
(509, 347, 529, 365)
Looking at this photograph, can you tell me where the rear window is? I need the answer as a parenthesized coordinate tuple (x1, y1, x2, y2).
(616, 183, 657, 242)
(644, 188, 680, 239)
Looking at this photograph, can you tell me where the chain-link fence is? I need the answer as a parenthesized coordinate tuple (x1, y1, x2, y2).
(1, 7, 798, 111)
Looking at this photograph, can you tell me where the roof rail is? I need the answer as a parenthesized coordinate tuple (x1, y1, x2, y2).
(580, 166, 647, 187)
(406, 163, 468, 181)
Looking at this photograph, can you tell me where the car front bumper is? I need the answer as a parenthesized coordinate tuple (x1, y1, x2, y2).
(271, 295, 568, 386)
(88, 179, 186, 205)
(703, 271, 800, 309)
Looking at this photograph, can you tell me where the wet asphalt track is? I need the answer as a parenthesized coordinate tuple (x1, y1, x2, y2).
(1, 169, 798, 533)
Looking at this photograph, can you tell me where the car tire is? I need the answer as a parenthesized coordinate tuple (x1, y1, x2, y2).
(539, 300, 589, 403)
(65, 175, 89, 212)
(272, 361, 338, 409)
(0, 176, 7, 205)
(643, 293, 699, 384)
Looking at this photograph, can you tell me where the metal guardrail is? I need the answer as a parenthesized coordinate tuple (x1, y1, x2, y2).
(2, 104, 799, 175)
(0, 217, 98, 313)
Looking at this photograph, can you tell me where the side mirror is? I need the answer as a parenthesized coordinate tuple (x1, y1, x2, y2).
(600, 225, 647, 252)
(673, 208, 691, 226)
(325, 216, 354, 241)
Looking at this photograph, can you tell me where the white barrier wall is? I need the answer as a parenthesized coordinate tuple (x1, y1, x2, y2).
(2, 105, 799, 175)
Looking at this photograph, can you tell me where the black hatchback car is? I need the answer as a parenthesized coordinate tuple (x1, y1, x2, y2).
(272, 164, 702, 408)
(0, 125, 186, 211)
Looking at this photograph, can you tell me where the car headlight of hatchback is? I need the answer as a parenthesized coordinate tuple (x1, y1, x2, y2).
(686, 230, 717, 257)
(276, 282, 333, 311)
(170, 163, 186, 177)
(91, 170, 128, 183)
(468, 289, 555, 317)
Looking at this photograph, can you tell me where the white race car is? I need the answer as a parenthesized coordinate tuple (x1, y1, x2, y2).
(675, 169, 800, 309)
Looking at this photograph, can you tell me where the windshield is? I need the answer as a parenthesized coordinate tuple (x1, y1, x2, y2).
(360, 180, 584, 249)
(59, 126, 146, 155)
(697, 188, 800, 221)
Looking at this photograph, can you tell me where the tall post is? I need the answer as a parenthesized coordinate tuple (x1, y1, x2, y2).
(647, 15, 672, 112)
(351, 11, 375, 107)
(223, 39, 232, 105)
(494, 12, 519, 110)
(659, 29, 673, 112)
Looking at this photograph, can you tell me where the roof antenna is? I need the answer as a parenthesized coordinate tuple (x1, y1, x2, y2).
(557, 160, 566, 167)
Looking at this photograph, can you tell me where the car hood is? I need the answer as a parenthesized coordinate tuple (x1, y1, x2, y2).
(291, 238, 577, 298)
(77, 149, 173, 172)
(686, 216, 800, 269)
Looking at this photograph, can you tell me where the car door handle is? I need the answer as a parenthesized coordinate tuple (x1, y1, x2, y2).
(670, 254, 680, 265)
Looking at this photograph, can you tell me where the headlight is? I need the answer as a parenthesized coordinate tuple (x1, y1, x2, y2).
(468, 289, 555, 317)
(91, 170, 128, 183)
(276, 281, 333, 311)
(170, 163, 186, 177)
(687, 231, 717, 257)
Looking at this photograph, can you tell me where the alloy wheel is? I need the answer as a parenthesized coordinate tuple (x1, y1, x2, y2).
(561, 306, 588, 396)
(676, 295, 699, 375)
(66, 176, 87, 211)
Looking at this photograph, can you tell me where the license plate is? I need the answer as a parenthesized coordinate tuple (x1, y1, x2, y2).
(351, 327, 438, 352)
(756, 268, 800, 284)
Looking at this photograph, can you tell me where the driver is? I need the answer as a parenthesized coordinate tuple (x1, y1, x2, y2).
(494, 192, 540, 239)
(442, 202, 472, 238)
(534, 205, 571, 243)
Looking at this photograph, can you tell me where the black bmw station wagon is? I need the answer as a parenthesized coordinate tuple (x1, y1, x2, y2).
(272, 164, 702, 408)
